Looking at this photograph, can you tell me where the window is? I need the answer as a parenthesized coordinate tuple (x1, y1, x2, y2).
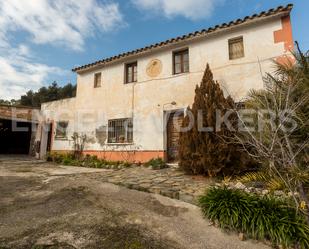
(125, 62, 137, 83)
(55, 121, 69, 139)
(229, 37, 244, 60)
(173, 49, 189, 74)
(108, 118, 133, 143)
(94, 73, 102, 88)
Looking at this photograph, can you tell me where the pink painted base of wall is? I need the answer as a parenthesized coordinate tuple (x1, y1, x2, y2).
(52, 150, 166, 163)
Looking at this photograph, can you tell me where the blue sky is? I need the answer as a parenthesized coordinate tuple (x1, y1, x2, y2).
(0, 0, 308, 100)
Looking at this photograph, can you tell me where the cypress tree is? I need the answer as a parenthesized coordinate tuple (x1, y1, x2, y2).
(179, 64, 246, 176)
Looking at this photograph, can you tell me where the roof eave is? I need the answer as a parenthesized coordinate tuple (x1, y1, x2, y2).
(72, 4, 293, 74)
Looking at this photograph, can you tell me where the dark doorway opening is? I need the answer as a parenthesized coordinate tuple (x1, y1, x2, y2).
(46, 123, 53, 153)
(0, 119, 33, 154)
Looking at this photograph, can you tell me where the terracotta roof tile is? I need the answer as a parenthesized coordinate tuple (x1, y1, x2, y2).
(72, 3, 293, 73)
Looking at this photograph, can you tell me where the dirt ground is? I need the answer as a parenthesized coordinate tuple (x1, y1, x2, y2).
(0, 156, 270, 249)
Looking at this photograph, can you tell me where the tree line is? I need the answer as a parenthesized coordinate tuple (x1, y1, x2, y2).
(0, 82, 76, 107)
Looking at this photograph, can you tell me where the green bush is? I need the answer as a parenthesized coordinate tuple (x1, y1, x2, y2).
(199, 187, 309, 248)
(48, 152, 132, 169)
(46, 152, 65, 164)
(145, 158, 167, 170)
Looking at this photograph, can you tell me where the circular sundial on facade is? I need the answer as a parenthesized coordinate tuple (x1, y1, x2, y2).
(146, 59, 162, 78)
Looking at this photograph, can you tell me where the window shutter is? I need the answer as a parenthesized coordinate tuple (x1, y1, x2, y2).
(94, 73, 101, 88)
(229, 37, 244, 60)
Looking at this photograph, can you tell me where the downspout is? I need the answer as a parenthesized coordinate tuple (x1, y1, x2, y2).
(131, 80, 136, 156)
(132, 82, 135, 121)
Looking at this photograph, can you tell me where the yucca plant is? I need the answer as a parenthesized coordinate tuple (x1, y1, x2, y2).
(199, 187, 309, 248)
(232, 45, 309, 221)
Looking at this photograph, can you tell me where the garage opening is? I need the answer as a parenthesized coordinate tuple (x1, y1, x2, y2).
(0, 118, 33, 154)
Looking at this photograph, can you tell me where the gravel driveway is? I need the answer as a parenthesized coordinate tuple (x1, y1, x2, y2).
(0, 155, 269, 249)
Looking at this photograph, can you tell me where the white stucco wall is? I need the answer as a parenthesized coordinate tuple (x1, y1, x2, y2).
(42, 16, 290, 154)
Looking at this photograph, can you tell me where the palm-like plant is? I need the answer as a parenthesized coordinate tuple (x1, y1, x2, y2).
(234, 43, 309, 221)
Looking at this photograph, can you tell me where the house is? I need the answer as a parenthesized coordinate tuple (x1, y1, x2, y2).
(37, 4, 294, 163)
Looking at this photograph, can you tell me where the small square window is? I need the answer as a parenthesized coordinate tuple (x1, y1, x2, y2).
(55, 121, 69, 139)
(229, 37, 244, 60)
(94, 73, 102, 88)
(173, 49, 189, 74)
(125, 62, 137, 84)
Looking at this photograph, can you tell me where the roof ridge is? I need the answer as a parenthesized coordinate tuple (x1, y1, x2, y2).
(73, 3, 293, 72)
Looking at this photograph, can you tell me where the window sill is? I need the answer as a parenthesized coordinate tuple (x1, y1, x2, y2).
(173, 71, 190, 76)
(106, 143, 134, 146)
(55, 137, 68, 141)
(229, 56, 245, 61)
(124, 81, 137, 84)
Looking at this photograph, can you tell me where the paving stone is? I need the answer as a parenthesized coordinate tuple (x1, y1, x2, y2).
(135, 185, 150, 192)
(160, 189, 179, 199)
(179, 193, 195, 204)
(122, 182, 134, 188)
(139, 183, 153, 189)
(138, 180, 153, 184)
(152, 178, 168, 184)
(93, 166, 210, 205)
(149, 187, 162, 194)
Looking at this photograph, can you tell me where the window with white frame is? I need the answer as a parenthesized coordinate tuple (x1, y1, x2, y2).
(173, 49, 189, 74)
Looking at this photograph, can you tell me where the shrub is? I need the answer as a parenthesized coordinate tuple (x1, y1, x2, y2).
(46, 152, 53, 162)
(72, 132, 87, 159)
(62, 157, 73, 166)
(47, 152, 65, 164)
(199, 187, 309, 248)
(145, 158, 168, 170)
(48, 152, 133, 169)
(178, 64, 249, 176)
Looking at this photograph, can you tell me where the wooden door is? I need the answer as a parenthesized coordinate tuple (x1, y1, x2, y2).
(167, 111, 184, 162)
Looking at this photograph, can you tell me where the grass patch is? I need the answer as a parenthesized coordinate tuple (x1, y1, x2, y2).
(144, 158, 168, 170)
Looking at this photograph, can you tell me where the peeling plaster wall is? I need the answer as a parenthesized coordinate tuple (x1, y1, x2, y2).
(41, 98, 76, 152)
(42, 16, 291, 155)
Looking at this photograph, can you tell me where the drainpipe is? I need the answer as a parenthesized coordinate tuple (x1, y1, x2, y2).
(132, 82, 136, 120)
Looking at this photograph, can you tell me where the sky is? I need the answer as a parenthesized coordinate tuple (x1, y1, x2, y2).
(0, 0, 308, 100)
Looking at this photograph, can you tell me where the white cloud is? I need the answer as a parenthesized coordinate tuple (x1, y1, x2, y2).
(0, 45, 66, 100)
(0, 0, 125, 51)
(131, 0, 224, 20)
(0, 0, 125, 100)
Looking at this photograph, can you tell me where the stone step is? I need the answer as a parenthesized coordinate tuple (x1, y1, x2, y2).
(166, 163, 179, 169)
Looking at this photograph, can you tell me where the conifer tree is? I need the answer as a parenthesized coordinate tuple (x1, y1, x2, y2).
(179, 64, 246, 176)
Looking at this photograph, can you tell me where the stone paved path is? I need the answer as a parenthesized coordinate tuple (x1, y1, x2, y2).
(87, 166, 215, 204)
